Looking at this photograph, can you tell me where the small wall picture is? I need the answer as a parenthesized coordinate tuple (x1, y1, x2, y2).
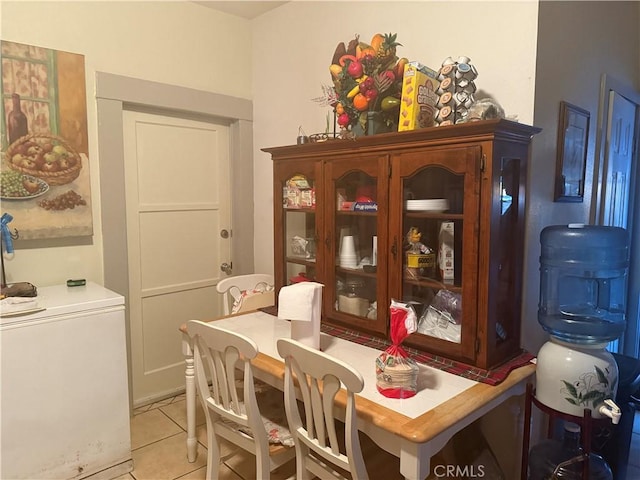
(1, 40, 92, 239)
(554, 101, 590, 202)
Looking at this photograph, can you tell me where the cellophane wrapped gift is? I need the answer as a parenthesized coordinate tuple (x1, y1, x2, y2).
(375, 299, 419, 398)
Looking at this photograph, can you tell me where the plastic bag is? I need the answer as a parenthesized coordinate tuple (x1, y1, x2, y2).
(417, 290, 462, 343)
(375, 299, 419, 398)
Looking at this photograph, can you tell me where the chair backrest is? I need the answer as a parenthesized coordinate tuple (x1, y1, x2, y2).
(187, 320, 270, 459)
(277, 338, 368, 480)
(216, 273, 275, 315)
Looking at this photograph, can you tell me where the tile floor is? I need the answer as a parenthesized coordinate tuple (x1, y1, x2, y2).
(115, 394, 640, 480)
(112, 393, 296, 480)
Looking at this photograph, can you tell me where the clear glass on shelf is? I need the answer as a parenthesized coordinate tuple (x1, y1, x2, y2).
(282, 174, 317, 285)
(333, 170, 378, 322)
(402, 165, 464, 344)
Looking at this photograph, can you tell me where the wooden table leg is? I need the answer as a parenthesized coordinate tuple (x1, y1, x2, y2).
(182, 334, 198, 462)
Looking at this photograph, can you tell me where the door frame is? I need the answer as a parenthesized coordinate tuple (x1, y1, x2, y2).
(591, 73, 640, 357)
(96, 72, 255, 408)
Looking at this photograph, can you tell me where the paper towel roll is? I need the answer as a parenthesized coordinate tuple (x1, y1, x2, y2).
(278, 282, 324, 349)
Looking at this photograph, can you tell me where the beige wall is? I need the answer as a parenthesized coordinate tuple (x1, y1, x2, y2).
(523, 1, 640, 354)
(0, 0, 253, 287)
(252, 0, 539, 326)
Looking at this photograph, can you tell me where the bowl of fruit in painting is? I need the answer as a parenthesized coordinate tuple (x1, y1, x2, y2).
(1, 170, 49, 200)
(5, 133, 82, 185)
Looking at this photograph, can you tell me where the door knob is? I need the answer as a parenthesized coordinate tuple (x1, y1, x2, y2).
(220, 262, 232, 275)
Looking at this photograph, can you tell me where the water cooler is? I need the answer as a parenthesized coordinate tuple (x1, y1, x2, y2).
(522, 224, 631, 479)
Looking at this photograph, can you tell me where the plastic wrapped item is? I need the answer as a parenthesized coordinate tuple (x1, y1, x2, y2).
(417, 290, 463, 343)
(290, 235, 316, 259)
(465, 97, 505, 122)
(376, 300, 419, 398)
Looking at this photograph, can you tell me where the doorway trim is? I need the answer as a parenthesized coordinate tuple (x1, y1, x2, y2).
(591, 73, 640, 357)
(95, 72, 255, 406)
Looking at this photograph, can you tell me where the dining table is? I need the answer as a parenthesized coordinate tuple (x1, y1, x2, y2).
(179, 310, 535, 480)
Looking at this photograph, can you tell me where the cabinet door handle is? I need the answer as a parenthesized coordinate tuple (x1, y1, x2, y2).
(391, 236, 397, 259)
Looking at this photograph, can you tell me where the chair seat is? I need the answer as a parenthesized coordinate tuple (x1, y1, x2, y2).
(217, 274, 275, 315)
(221, 380, 294, 447)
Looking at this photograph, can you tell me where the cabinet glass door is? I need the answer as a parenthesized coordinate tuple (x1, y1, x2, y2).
(274, 162, 322, 292)
(402, 165, 464, 343)
(391, 147, 480, 361)
(325, 155, 388, 335)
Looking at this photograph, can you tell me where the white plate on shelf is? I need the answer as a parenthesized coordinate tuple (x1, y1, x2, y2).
(405, 199, 449, 212)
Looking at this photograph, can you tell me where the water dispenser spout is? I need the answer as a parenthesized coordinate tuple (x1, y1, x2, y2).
(598, 399, 621, 424)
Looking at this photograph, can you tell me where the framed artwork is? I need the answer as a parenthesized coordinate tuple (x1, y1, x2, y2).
(1, 40, 92, 239)
(554, 101, 590, 202)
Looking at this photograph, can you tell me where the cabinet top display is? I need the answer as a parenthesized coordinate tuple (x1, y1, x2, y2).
(262, 119, 541, 158)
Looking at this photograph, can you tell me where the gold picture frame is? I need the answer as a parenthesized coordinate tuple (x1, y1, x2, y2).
(554, 101, 590, 202)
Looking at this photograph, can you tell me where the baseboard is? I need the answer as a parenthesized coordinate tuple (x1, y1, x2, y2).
(80, 458, 133, 480)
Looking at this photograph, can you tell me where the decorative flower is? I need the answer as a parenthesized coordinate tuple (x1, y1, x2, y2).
(328, 33, 407, 134)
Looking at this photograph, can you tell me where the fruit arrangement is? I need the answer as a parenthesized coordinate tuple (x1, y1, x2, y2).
(5, 133, 82, 185)
(329, 33, 407, 133)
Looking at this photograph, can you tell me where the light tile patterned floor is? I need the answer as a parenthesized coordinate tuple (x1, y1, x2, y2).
(116, 394, 640, 480)
(113, 393, 295, 480)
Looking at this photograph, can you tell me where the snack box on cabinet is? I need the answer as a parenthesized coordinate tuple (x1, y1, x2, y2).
(398, 62, 440, 131)
(438, 221, 455, 284)
(283, 175, 315, 209)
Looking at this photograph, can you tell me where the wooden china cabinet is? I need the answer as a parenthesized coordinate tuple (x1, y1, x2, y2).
(262, 119, 540, 369)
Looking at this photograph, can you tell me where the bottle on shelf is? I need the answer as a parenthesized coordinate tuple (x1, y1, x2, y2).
(528, 421, 612, 480)
(7, 93, 29, 145)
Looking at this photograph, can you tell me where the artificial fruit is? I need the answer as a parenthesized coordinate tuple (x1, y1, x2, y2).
(347, 60, 363, 78)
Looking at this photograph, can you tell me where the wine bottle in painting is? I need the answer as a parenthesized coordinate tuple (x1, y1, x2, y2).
(7, 93, 28, 145)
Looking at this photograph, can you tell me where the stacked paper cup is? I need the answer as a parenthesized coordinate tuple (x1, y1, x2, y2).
(339, 236, 358, 269)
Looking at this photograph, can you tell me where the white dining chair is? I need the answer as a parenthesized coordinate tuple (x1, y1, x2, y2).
(216, 273, 275, 315)
(276, 337, 370, 480)
(187, 320, 295, 480)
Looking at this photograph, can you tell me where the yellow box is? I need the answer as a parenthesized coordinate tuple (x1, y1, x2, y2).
(407, 253, 435, 269)
(398, 62, 440, 131)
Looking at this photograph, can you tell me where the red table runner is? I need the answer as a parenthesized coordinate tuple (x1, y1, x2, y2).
(259, 305, 534, 386)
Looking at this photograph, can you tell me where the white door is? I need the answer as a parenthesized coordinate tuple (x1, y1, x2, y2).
(600, 91, 638, 355)
(123, 110, 231, 406)
(602, 91, 635, 229)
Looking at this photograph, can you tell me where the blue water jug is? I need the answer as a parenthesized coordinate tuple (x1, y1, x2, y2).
(538, 224, 629, 344)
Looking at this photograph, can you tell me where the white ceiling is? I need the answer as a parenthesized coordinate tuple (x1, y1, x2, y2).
(193, 1, 288, 19)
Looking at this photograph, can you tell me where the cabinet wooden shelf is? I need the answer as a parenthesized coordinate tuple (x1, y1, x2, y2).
(263, 119, 540, 369)
(403, 275, 462, 291)
(285, 257, 316, 266)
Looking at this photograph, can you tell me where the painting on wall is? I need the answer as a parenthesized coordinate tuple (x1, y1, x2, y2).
(0, 40, 92, 240)
(554, 101, 590, 203)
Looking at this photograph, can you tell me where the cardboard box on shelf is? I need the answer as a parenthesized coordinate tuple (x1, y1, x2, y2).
(439, 221, 455, 284)
(398, 62, 440, 131)
(283, 175, 315, 209)
(407, 252, 436, 278)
